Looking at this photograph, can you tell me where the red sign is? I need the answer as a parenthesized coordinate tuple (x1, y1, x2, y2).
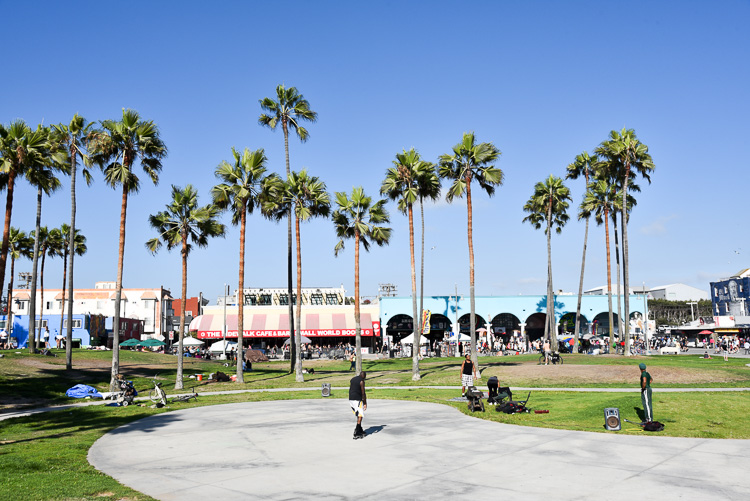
(372, 321, 380, 336)
(197, 328, 374, 339)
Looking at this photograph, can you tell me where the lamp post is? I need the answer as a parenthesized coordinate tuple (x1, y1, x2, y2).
(687, 301, 698, 322)
(222, 284, 229, 360)
(643, 282, 650, 355)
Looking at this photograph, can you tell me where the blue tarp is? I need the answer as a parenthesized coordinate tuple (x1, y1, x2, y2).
(66, 384, 103, 399)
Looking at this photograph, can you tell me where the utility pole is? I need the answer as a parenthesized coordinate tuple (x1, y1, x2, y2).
(643, 282, 650, 356)
(687, 301, 698, 322)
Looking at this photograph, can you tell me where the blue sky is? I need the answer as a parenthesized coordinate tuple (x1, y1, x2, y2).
(2, 1, 749, 302)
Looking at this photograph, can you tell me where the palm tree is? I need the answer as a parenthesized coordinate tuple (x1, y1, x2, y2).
(212, 148, 279, 383)
(580, 180, 620, 350)
(265, 170, 330, 382)
(89, 109, 167, 390)
(438, 132, 502, 369)
(522, 175, 571, 351)
(147, 185, 226, 389)
(596, 128, 654, 355)
(7, 227, 33, 339)
(416, 163, 441, 364)
(0, 121, 50, 308)
(51, 115, 96, 369)
(57, 224, 87, 346)
(565, 151, 602, 350)
(381, 149, 436, 380)
(36, 227, 64, 345)
(259, 84, 317, 372)
(333, 187, 391, 374)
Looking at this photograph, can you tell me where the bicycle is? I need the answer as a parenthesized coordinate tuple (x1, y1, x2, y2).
(149, 377, 168, 407)
(538, 352, 563, 365)
(171, 387, 199, 404)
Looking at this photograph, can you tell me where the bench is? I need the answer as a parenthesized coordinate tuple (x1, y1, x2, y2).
(660, 346, 680, 355)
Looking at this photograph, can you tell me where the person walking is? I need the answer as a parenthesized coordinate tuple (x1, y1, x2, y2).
(460, 353, 478, 397)
(0, 327, 8, 349)
(349, 351, 356, 371)
(43, 327, 51, 349)
(744, 339, 749, 355)
(349, 371, 367, 439)
(639, 362, 653, 423)
(543, 338, 551, 365)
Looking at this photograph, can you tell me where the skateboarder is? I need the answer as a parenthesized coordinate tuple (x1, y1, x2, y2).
(639, 362, 653, 423)
(349, 371, 367, 439)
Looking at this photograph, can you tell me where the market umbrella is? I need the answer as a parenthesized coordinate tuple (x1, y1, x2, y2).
(119, 338, 140, 347)
(698, 330, 713, 335)
(141, 338, 165, 347)
(283, 335, 312, 346)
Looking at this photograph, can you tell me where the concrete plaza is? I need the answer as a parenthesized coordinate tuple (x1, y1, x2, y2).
(88, 399, 749, 500)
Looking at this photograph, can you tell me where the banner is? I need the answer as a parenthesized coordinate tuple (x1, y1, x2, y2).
(197, 328, 374, 339)
(421, 310, 431, 334)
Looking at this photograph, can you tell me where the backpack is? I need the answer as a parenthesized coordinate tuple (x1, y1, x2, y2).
(643, 421, 664, 432)
(497, 400, 526, 414)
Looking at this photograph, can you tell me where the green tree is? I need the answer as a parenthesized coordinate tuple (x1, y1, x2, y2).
(596, 128, 654, 355)
(333, 187, 391, 374)
(147, 185, 226, 389)
(438, 132, 502, 368)
(57, 224, 87, 348)
(212, 148, 279, 383)
(89, 109, 167, 390)
(565, 151, 602, 349)
(522, 175, 571, 350)
(51, 115, 97, 368)
(0, 121, 50, 310)
(381, 149, 437, 380)
(259, 84, 317, 372)
(7, 227, 33, 340)
(30, 227, 63, 348)
(264, 170, 330, 382)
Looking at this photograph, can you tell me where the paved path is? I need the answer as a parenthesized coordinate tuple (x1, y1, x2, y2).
(88, 399, 749, 501)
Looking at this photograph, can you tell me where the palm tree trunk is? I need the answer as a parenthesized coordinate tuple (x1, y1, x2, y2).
(175, 237, 187, 390)
(621, 167, 631, 356)
(28, 185, 43, 353)
(0, 170, 18, 306)
(613, 214, 624, 352)
(354, 230, 362, 374)
(236, 205, 246, 384)
(466, 176, 477, 371)
(282, 121, 295, 373)
(66, 148, 77, 369)
(408, 204, 420, 381)
(8, 257, 15, 339)
(418, 198, 425, 361)
(546, 199, 557, 350)
(110, 185, 128, 391)
(573, 215, 590, 351)
(604, 207, 615, 352)
(38, 252, 46, 346)
(59, 250, 68, 347)
(294, 213, 304, 383)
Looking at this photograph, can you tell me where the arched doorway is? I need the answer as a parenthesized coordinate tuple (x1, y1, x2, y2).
(458, 313, 487, 334)
(425, 313, 451, 345)
(386, 314, 413, 344)
(559, 312, 589, 335)
(592, 312, 619, 337)
(525, 313, 547, 341)
(492, 313, 520, 336)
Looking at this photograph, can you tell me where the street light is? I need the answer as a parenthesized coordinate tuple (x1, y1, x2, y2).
(687, 301, 698, 322)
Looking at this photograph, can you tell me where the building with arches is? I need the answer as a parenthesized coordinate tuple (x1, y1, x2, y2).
(379, 294, 645, 344)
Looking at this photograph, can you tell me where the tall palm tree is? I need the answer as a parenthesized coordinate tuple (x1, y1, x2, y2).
(89, 109, 167, 390)
(416, 163, 441, 362)
(51, 115, 96, 369)
(333, 187, 391, 374)
(0, 121, 50, 308)
(565, 151, 602, 350)
(522, 175, 571, 350)
(438, 132, 502, 368)
(381, 149, 436, 380)
(35, 227, 64, 345)
(259, 84, 317, 372)
(265, 170, 330, 382)
(57, 224, 87, 346)
(212, 148, 279, 384)
(147, 184, 226, 389)
(596, 128, 654, 355)
(7, 227, 33, 338)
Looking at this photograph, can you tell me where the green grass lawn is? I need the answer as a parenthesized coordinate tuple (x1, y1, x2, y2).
(1, 388, 749, 501)
(1, 350, 749, 411)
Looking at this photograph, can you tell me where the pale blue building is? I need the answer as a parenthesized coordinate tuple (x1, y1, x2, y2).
(379, 294, 644, 343)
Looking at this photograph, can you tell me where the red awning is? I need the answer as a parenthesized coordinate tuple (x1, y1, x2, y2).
(193, 311, 377, 339)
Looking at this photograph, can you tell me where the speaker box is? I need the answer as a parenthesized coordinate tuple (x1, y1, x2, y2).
(604, 407, 621, 431)
(321, 383, 331, 397)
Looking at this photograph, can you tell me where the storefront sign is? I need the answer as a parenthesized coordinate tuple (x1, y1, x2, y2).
(197, 328, 374, 339)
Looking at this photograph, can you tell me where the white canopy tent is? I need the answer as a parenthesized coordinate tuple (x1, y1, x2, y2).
(399, 333, 430, 345)
(208, 339, 237, 353)
(449, 332, 471, 342)
(180, 337, 204, 347)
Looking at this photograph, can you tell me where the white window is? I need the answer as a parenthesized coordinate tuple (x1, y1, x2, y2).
(32, 319, 48, 328)
(45, 301, 53, 310)
(63, 319, 82, 329)
(714, 287, 718, 296)
(17, 301, 27, 311)
(185, 311, 193, 317)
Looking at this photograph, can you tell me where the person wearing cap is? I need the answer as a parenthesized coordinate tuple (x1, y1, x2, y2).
(639, 362, 653, 423)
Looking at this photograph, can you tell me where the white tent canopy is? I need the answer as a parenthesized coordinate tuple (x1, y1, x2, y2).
(208, 339, 237, 353)
(399, 333, 430, 345)
(180, 337, 204, 347)
(449, 332, 471, 342)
